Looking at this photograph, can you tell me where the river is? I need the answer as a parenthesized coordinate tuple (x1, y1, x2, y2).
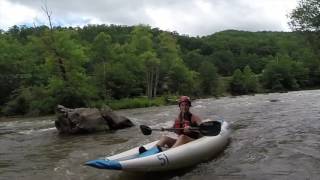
(0, 90, 319, 180)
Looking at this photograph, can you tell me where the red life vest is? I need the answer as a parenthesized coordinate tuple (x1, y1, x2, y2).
(173, 112, 199, 139)
(173, 119, 191, 135)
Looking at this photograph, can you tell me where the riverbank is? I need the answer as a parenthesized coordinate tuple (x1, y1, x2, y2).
(0, 95, 179, 118)
(105, 95, 178, 110)
(1, 88, 320, 118)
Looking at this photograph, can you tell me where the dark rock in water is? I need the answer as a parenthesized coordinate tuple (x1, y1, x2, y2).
(100, 106, 134, 130)
(269, 99, 279, 102)
(55, 105, 134, 134)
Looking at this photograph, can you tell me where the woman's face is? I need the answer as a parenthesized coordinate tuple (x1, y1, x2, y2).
(179, 102, 190, 113)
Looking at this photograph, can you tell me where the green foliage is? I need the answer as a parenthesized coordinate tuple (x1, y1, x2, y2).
(242, 66, 258, 93)
(261, 55, 304, 91)
(90, 32, 113, 64)
(1, 24, 320, 116)
(230, 69, 246, 94)
(130, 25, 154, 54)
(198, 61, 219, 95)
(156, 32, 197, 95)
(167, 61, 197, 94)
(289, 0, 320, 31)
(2, 86, 54, 116)
(211, 50, 235, 76)
(0, 34, 26, 105)
(100, 62, 143, 99)
(2, 88, 32, 116)
(182, 49, 205, 71)
(107, 96, 166, 110)
(230, 66, 258, 95)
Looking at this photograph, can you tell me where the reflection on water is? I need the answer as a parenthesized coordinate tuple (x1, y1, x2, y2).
(1, 90, 320, 180)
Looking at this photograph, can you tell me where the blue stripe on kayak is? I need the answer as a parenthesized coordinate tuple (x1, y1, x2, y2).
(138, 146, 161, 158)
(85, 159, 122, 170)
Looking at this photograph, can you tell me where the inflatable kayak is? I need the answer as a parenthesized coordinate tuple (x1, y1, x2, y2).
(85, 120, 230, 172)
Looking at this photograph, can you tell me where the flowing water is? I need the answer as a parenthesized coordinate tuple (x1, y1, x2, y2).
(0, 90, 320, 180)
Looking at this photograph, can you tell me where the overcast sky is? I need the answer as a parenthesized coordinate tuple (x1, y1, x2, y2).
(0, 0, 298, 36)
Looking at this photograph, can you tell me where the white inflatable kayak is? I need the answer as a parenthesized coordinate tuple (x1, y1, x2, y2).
(86, 120, 230, 172)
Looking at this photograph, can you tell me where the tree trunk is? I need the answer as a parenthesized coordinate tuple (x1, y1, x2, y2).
(146, 70, 151, 99)
(42, 1, 67, 82)
(153, 66, 159, 97)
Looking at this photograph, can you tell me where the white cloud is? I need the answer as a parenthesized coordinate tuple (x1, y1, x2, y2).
(1, 0, 298, 36)
(0, 0, 39, 29)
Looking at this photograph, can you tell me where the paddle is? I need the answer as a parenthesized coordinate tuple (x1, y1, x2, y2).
(140, 120, 222, 136)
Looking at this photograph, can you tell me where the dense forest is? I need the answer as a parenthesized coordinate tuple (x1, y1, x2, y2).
(1, 0, 319, 116)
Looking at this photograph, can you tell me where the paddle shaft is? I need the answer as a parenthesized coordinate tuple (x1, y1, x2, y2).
(140, 120, 222, 136)
(151, 127, 200, 132)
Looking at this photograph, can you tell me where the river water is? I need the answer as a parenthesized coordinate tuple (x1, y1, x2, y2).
(0, 90, 320, 180)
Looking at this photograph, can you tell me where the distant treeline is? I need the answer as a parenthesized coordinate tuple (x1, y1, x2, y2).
(0, 24, 319, 116)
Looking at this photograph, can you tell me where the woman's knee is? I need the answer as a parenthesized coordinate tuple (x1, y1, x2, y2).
(158, 136, 176, 147)
(178, 135, 193, 142)
(159, 135, 166, 141)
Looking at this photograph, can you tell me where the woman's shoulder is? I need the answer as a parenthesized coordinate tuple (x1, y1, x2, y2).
(191, 113, 202, 122)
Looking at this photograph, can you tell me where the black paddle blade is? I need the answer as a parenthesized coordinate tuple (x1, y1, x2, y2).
(199, 121, 222, 136)
(140, 125, 152, 135)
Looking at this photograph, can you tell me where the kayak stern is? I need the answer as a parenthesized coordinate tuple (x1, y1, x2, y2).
(85, 159, 122, 170)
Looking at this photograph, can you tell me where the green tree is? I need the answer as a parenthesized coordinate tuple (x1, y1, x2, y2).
(230, 69, 246, 94)
(141, 51, 160, 98)
(0, 34, 25, 106)
(211, 50, 235, 76)
(156, 32, 196, 94)
(261, 56, 299, 91)
(90, 32, 112, 64)
(168, 61, 196, 95)
(182, 49, 205, 71)
(128, 25, 156, 97)
(130, 25, 153, 54)
(89, 32, 113, 99)
(198, 61, 219, 95)
(5, 30, 98, 115)
(289, 0, 320, 31)
(242, 66, 258, 93)
(100, 62, 140, 99)
(230, 66, 258, 94)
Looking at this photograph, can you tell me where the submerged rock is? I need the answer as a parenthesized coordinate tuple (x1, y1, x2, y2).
(55, 105, 134, 134)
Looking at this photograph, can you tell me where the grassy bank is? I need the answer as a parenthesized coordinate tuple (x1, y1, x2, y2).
(105, 96, 178, 110)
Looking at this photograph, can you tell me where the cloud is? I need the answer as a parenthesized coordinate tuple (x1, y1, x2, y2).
(0, 0, 39, 29)
(1, 0, 298, 36)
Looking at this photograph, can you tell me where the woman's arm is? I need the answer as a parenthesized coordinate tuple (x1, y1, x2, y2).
(192, 114, 202, 126)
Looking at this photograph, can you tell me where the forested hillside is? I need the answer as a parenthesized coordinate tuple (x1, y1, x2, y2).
(1, 24, 319, 116)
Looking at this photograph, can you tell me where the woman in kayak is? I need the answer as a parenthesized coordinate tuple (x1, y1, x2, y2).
(140, 96, 202, 153)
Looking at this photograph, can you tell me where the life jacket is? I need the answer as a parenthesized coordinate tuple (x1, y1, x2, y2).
(173, 112, 200, 139)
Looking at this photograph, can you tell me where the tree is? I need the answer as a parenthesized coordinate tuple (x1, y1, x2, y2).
(182, 49, 205, 71)
(198, 61, 219, 95)
(261, 55, 299, 91)
(130, 25, 153, 54)
(141, 52, 160, 98)
(0, 34, 25, 106)
(211, 50, 235, 76)
(288, 0, 320, 84)
(156, 32, 196, 94)
(128, 25, 156, 98)
(101, 62, 142, 99)
(167, 61, 196, 95)
(288, 0, 320, 31)
(89, 32, 113, 99)
(40, 2, 68, 81)
(30, 30, 96, 111)
(230, 66, 258, 95)
(242, 66, 258, 93)
(90, 32, 112, 64)
(230, 69, 246, 94)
